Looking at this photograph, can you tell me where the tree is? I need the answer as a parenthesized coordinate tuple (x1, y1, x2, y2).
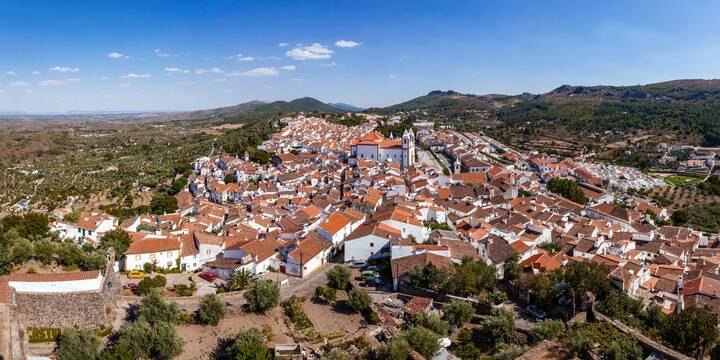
(563, 261, 611, 303)
(326, 265, 352, 290)
(34, 239, 56, 265)
(547, 178, 588, 204)
(244, 280, 280, 313)
(58, 241, 83, 267)
(405, 326, 441, 359)
(56, 329, 102, 360)
(483, 308, 516, 343)
(81, 251, 107, 271)
(10, 238, 33, 265)
(443, 300, 475, 327)
(444, 258, 496, 296)
(347, 288, 371, 313)
(116, 319, 184, 360)
(197, 294, 227, 326)
(376, 336, 411, 360)
(228, 328, 272, 360)
(150, 194, 178, 214)
(503, 253, 522, 281)
(409, 263, 449, 291)
(99, 229, 133, 260)
(224, 173, 237, 184)
(412, 312, 450, 336)
(663, 306, 719, 359)
(227, 268, 252, 291)
(139, 289, 181, 325)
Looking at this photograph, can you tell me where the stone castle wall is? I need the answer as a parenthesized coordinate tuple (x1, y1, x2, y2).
(15, 250, 120, 329)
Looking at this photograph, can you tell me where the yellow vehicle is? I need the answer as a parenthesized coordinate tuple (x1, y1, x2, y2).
(127, 270, 146, 279)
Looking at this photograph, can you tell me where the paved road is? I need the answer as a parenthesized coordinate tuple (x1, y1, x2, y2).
(418, 150, 447, 172)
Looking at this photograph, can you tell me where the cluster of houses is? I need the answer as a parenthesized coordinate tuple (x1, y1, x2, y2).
(40, 116, 720, 318)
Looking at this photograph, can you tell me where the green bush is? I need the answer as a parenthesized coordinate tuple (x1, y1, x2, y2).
(326, 265, 351, 290)
(196, 294, 227, 326)
(282, 296, 313, 330)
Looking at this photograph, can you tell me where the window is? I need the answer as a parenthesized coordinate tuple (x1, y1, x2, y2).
(369, 242, 374, 247)
(167, 252, 172, 257)
(150, 253, 155, 260)
(135, 255, 141, 260)
(206, 250, 211, 255)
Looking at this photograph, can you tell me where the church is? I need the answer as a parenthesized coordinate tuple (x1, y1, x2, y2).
(350, 130, 416, 168)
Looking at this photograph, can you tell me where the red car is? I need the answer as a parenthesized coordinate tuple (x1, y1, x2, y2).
(199, 272, 217, 282)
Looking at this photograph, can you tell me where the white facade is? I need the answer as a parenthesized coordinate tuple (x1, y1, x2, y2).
(344, 234, 391, 262)
(125, 249, 181, 271)
(10, 275, 103, 293)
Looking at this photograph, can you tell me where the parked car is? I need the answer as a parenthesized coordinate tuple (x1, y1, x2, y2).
(361, 270, 380, 279)
(199, 271, 218, 282)
(348, 260, 367, 269)
(123, 282, 138, 290)
(527, 305, 546, 320)
(362, 278, 384, 287)
(364, 265, 380, 272)
(127, 270, 145, 279)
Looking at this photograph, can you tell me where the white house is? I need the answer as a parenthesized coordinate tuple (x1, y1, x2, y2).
(344, 224, 402, 262)
(123, 233, 182, 271)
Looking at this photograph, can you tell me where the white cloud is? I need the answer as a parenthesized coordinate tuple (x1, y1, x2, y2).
(164, 67, 181, 72)
(290, 78, 303, 82)
(228, 54, 254, 61)
(120, 73, 152, 78)
(0, 89, 5, 93)
(66, 78, 80, 82)
(286, 43, 333, 60)
(10, 81, 29, 87)
(278, 42, 289, 48)
(320, 62, 337, 67)
(224, 89, 232, 93)
(335, 40, 361, 48)
(50, 66, 81, 73)
(119, 83, 132, 88)
(280, 65, 296, 71)
(100, 76, 110, 80)
(25, 89, 32, 94)
(154, 48, 177, 57)
(388, 74, 397, 79)
(40, 79, 66, 86)
(193, 68, 223, 75)
(31, 70, 40, 75)
(213, 78, 228, 82)
(228, 67, 280, 77)
(108, 52, 130, 59)
(5, 71, 16, 75)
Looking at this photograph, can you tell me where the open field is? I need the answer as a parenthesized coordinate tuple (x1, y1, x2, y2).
(664, 174, 705, 186)
(648, 185, 720, 210)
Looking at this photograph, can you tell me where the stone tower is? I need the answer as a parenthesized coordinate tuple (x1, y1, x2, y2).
(454, 157, 462, 174)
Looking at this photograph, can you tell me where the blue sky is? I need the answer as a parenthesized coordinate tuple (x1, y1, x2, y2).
(1, 0, 719, 112)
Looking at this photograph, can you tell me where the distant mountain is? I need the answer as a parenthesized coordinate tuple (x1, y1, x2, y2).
(371, 90, 515, 114)
(226, 97, 341, 122)
(377, 79, 720, 147)
(329, 103, 365, 112)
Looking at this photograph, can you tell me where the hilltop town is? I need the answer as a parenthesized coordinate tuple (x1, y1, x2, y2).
(1, 113, 719, 360)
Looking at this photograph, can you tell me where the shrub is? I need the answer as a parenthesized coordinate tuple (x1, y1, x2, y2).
(314, 286, 337, 303)
(138, 289, 181, 325)
(412, 312, 450, 336)
(347, 288, 371, 313)
(196, 294, 227, 326)
(282, 296, 313, 330)
(245, 280, 280, 314)
(529, 319, 565, 343)
(227, 328, 272, 360)
(326, 265, 352, 290)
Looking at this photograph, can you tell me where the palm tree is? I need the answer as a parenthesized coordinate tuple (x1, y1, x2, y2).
(227, 268, 252, 291)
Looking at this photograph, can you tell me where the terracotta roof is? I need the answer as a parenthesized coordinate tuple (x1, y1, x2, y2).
(8, 270, 101, 282)
(319, 213, 352, 235)
(391, 252, 453, 279)
(125, 236, 181, 255)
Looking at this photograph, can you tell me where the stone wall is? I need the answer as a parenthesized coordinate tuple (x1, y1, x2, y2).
(15, 250, 120, 329)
